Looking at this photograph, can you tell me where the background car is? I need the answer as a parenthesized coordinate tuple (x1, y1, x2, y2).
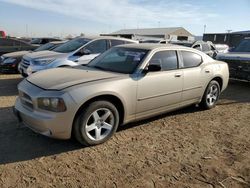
(0, 30, 6, 38)
(170, 40, 218, 58)
(0, 41, 65, 73)
(214, 44, 229, 54)
(216, 37, 250, 81)
(30, 37, 62, 45)
(0, 37, 39, 55)
(14, 43, 229, 146)
(19, 36, 137, 77)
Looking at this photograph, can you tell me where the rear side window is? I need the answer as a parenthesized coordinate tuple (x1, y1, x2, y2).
(181, 51, 202, 68)
(85, 39, 107, 54)
(110, 40, 124, 47)
(149, 50, 178, 71)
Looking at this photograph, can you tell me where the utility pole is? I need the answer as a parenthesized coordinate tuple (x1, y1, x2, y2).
(26, 24, 28, 37)
(203, 24, 206, 34)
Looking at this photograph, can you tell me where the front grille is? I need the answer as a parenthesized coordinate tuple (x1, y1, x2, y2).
(221, 59, 250, 80)
(20, 58, 30, 69)
(19, 90, 34, 110)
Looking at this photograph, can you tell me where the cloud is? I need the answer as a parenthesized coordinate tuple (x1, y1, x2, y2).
(1, 0, 218, 29)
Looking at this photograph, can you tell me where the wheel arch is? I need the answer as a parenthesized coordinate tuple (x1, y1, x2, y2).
(72, 94, 126, 136)
(211, 76, 223, 91)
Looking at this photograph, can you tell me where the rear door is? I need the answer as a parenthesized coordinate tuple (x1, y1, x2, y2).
(180, 50, 212, 104)
(136, 50, 183, 117)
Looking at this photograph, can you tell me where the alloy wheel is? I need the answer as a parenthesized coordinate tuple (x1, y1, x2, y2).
(83, 108, 115, 141)
(206, 84, 219, 106)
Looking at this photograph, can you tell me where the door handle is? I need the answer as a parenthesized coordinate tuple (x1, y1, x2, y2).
(175, 73, 182, 77)
(205, 69, 210, 73)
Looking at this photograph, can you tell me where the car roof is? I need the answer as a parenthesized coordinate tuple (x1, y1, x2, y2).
(49, 40, 67, 44)
(76, 36, 137, 43)
(115, 43, 192, 50)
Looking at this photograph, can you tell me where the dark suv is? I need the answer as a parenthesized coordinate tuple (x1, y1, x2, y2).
(216, 38, 250, 81)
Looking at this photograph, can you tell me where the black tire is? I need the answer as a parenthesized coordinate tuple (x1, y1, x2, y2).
(200, 80, 221, 110)
(73, 100, 119, 146)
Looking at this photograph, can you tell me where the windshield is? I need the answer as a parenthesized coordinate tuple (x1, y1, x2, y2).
(34, 43, 55, 52)
(53, 38, 90, 53)
(233, 39, 250, 52)
(87, 47, 148, 74)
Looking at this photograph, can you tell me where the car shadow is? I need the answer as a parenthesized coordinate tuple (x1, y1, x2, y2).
(218, 80, 250, 105)
(0, 106, 83, 164)
(0, 77, 22, 96)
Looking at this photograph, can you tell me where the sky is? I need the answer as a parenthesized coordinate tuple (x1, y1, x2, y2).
(0, 0, 249, 38)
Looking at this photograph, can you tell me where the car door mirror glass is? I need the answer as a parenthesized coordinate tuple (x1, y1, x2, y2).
(146, 59, 162, 72)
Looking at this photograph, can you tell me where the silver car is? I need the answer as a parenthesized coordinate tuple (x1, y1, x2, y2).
(14, 44, 229, 146)
(19, 36, 137, 77)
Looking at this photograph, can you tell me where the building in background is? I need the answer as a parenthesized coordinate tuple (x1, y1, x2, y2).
(102, 27, 194, 42)
(203, 30, 250, 47)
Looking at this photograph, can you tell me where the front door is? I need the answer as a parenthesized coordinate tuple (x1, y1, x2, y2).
(136, 50, 183, 117)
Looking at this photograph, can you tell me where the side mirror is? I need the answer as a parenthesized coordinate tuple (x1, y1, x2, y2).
(79, 48, 91, 55)
(147, 64, 161, 72)
(144, 60, 162, 72)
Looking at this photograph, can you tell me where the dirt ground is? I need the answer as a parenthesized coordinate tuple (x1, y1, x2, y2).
(0, 74, 249, 188)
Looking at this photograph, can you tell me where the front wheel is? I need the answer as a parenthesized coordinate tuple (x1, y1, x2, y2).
(200, 80, 220, 110)
(73, 101, 119, 146)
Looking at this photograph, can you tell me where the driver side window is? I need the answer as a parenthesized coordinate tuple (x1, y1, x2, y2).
(85, 39, 107, 54)
(149, 50, 178, 71)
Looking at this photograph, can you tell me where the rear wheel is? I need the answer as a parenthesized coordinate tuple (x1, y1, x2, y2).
(200, 80, 220, 109)
(73, 100, 119, 146)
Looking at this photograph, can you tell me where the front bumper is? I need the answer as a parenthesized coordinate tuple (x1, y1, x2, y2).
(14, 97, 74, 140)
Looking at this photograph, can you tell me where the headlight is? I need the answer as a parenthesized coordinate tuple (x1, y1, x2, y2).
(32, 59, 54, 66)
(37, 97, 66, 112)
(0, 56, 5, 62)
(3, 57, 16, 64)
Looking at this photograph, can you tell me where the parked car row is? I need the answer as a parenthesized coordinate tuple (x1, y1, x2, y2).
(13, 42, 229, 146)
(1, 36, 230, 76)
(0, 41, 65, 73)
(0, 37, 61, 55)
(18, 37, 137, 77)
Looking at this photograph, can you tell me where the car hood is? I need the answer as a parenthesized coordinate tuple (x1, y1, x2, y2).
(24, 50, 66, 60)
(27, 67, 122, 90)
(3, 51, 30, 58)
(217, 52, 250, 61)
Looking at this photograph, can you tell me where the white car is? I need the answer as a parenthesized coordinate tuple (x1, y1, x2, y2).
(19, 36, 137, 77)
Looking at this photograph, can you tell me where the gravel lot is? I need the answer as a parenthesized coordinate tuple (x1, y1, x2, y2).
(0, 74, 249, 188)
